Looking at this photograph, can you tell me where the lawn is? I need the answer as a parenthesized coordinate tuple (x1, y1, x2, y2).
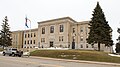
(30, 50, 120, 63)
(0, 48, 3, 51)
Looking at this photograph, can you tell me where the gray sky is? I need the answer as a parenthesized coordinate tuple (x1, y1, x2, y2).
(0, 0, 119, 43)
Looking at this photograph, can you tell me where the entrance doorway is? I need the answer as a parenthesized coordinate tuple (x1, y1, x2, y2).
(72, 42, 75, 49)
(50, 41, 54, 47)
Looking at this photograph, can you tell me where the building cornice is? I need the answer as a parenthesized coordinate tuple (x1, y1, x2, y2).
(38, 17, 77, 24)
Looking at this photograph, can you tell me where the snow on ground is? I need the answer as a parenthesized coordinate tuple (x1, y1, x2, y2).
(38, 47, 69, 50)
(108, 54, 120, 57)
(0, 51, 3, 54)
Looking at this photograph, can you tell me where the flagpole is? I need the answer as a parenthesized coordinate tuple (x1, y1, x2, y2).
(25, 15, 31, 57)
(29, 17, 31, 57)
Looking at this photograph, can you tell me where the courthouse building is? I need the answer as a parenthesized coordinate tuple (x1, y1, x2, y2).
(11, 17, 112, 52)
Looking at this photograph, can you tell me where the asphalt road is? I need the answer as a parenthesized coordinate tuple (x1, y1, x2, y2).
(0, 55, 119, 67)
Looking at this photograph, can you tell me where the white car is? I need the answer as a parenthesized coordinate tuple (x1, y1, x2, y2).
(3, 48, 23, 57)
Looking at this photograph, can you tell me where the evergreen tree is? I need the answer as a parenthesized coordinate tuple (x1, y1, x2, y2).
(87, 2, 113, 51)
(116, 28, 120, 53)
(0, 16, 12, 49)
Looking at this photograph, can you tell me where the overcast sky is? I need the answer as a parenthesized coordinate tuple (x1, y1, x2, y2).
(0, 0, 120, 43)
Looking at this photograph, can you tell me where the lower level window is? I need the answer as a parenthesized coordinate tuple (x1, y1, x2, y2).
(86, 44, 88, 48)
(81, 45, 83, 48)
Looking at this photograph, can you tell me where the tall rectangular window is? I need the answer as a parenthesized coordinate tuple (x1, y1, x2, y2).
(80, 27, 83, 32)
(42, 27, 45, 34)
(73, 28, 75, 33)
(50, 26, 54, 33)
(80, 37, 83, 41)
(86, 44, 88, 48)
(62, 36, 64, 41)
(34, 33, 36, 37)
(72, 37, 75, 42)
(28, 34, 30, 38)
(59, 36, 61, 41)
(31, 40, 32, 44)
(24, 41, 26, 44)
(27, 40, 29, 44)
(25, 34, 27, 38)
(31, 33, 32, 37)
(34, 40, 35, 44)
(81, 44, 83, 48)
(60, 25, 64, 32)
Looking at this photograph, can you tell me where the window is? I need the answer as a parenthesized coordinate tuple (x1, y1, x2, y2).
(60, 25, 64, 32)
(28, 34, 30, 38)
(80, 37, 83, 41)
(59, 36, 64, 42)
(41, 38, 45, 42)
(34, 40, 35, 44)
(25, 34, 27, 38)
(42, 27, 45, 34)
(50, 26, 54, 33)
(80, 27, 83, 32)
(27, 40, 29, 44)
(73, 28, 75, 33)
(30, 40, 32, 44)
(24, 41, 26, 44)
(86, 44, 88, 48)
(31, 33, 32, 37)
(34, 33, 36, 37)
(62, 36, 63, 41)
(72, 36, 75, 42)
(81, 45, 83, 48)
(80, 38, 83, 41)
(59, 37, 61, 41)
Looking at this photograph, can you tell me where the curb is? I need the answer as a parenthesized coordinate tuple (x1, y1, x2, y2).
(30, 56, 120, 66)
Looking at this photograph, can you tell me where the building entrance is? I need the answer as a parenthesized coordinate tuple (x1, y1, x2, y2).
(72, 42, 75, 49)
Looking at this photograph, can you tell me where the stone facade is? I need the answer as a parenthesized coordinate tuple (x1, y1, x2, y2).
(11, 17, 112, 52)
(23, 28, 38, 49)
(37, 17, 92, 50)
(11, 30, 23, 49)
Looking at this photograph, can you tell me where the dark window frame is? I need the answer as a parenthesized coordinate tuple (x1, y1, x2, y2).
(34, 40, 35, 44)
(34, 33, 36, 37)
(25, 40, 26, 44)
(42, 27, 45, 34)
(60, 25, 64, 32)
(28, 34, 30, 38)
(25, 34, 27, 38)
(50, 26, 54, 33)
(31, 33, 32, 37)
(73, 28, 75, 33)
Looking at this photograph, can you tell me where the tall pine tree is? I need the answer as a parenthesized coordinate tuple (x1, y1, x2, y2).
(0, 16, 12, 49)
(87, 2, 113, 51)
(116, 28, 120, 53)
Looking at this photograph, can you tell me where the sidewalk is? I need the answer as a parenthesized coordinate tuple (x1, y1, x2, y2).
(30, 56, 120, 66)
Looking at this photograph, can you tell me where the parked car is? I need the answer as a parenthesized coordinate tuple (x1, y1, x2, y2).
(3, 48, 23, 57)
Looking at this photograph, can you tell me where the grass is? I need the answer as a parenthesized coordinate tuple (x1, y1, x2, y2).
(30, 50, 120, 63)
(0, 48, 3, 51)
